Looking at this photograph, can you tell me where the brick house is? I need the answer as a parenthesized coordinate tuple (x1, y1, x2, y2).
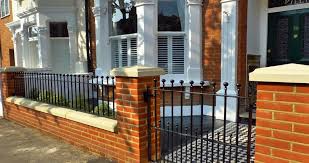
(0, 0, 14, 67)
(2, 0, 309, 121)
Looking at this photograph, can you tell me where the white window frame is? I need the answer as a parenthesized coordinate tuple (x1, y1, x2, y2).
(0, 0, 10, 18)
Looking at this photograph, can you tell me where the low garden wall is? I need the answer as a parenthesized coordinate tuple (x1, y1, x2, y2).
(1, 66, 164, 163)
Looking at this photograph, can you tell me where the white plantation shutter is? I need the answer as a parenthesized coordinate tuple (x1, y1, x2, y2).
(130, 38, 138, 65)
(111, 36, 138, 68)
(172, 36, 185, 74)
(158, 34, 185, 74)
(158, 36, 169, 73)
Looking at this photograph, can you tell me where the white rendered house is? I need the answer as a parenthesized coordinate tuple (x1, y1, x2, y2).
(6, 0, 88, 73)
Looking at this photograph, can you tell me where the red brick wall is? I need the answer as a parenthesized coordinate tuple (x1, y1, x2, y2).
(255, 83, 309, 163)
(0, 0, 14, 67)
(237, 0, 248, 96)
(2, 71, 161, 163)
(202, 0, 221, 85)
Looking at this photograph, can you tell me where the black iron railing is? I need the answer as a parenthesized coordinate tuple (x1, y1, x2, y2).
(147, 79, 255, 163)
(13, 72, 116, 119)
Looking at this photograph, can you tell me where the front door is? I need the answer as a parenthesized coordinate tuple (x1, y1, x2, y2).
(267, 8, 309, 66)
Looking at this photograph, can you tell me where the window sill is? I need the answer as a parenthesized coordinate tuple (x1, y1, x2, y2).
(1, 14, 10, 19)
(6, 97, 118, 133)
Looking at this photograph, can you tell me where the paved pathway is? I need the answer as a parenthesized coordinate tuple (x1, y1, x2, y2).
(0, 118, 114, 163)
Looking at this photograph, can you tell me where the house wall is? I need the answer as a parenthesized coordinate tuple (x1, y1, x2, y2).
(202, 0, 221, 85)
(0, 0, 14, 67)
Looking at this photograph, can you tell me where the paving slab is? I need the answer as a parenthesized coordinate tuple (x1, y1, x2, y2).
(0, 118, 114, 163)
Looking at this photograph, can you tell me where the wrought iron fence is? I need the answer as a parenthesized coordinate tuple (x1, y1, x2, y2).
(146, 79, 255, 163)
(12, 72, 116, 119)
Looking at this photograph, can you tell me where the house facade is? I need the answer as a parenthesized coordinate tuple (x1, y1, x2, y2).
(6, 0, 89, 73)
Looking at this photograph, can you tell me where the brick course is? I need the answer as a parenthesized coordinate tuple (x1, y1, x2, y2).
(255, 82, 309, 163)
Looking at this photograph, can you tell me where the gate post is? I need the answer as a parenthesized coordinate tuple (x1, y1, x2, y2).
(1, 67, 26, 118)
(250, 64, 309, 162)
(111, 66, 164, 163)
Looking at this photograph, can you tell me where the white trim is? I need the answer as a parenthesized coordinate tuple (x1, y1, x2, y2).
(109, 33, 138, 40)
(267, 3, 309, 13)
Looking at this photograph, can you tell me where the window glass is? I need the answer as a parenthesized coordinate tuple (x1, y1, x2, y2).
(49, 22, 69, 37)
(158, 0, 185, 31)
(109, 0, 137, 36)
(0, 0, 9, 18)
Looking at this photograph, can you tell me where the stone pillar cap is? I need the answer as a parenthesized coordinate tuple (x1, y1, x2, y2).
(110, 66, 165, 77)
(250, 64, 309, 84)
(0, 67, 27, 72)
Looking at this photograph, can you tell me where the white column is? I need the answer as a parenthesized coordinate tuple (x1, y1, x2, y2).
(12, 32, 22, 67)
(67, 24, 79, 73)
(135, 0, 157, 66)
(37, 27, 51, 68)
(93, 0, 111, 76)
(216, 0, 238, 122)
(20, 30, 29, 68)
(186, 0, 203, 82)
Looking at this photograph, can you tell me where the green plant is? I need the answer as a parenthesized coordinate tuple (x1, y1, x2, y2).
(36, 90, 69, 106)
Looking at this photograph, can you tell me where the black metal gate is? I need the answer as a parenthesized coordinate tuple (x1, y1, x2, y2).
(146, 79, 255, 163)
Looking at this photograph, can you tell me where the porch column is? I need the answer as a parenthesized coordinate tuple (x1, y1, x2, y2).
(216, 0, 238, 122)
(12, 33, 22, 67)
(67, 24, 79, 73)
(186, 0, 203, 82)
(37, 27, 51, 68)
(20, 30, 29, 68)
(135, 0, 157, 66)
(93, 0, 111, 76)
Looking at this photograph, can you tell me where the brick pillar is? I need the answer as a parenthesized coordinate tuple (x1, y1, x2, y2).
(1, 67, 26, 117)
(111, 66, 165, 163)
(1, 67, 26, 98)
(250, 64, 309, 163)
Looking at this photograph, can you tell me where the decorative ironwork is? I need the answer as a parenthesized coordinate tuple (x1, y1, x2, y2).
(269, 0, 309, 8)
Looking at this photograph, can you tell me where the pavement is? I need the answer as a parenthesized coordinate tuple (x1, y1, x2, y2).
(0, 118, 114, 163)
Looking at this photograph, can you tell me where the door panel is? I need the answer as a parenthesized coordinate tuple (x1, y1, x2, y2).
(267, 8, 309, 66)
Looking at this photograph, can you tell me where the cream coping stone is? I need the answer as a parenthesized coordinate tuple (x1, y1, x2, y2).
(249, 64, 309, 84)
(110, 66, 165, 77)
(0, 67, 27, 72)
(6, 97, 117, 133)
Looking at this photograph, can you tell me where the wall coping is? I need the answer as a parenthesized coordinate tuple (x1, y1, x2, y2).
(249, 64, 309, 84)
(110, 66, 165, 77)
(0, 67, 27, 72)
(6, 97, 117, 133)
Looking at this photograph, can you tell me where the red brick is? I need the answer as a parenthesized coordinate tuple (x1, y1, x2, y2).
(255, 144, 271, 155)
(274, 112, 309, 124)
(255, 153, 289, 163)
(256, 109, 273, 119)
(294, 124, 309, 134)
(273, 130, 309, 144)
(256, 127, 272, 137)
(257, 92, 274, 101)
(256, 101, 293, 112)
(256, 119, 292, 131)
(292, 144, 309, 154)
(256, 136, 291, 150)
(296, 84, 309, 93)
(275, 93, 309, 104)
(272, 148, 309, 162)
(258, 83, 294, 92)
(294, 104, 309, 114)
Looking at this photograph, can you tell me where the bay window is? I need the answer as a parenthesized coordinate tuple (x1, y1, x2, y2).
(109, 0, 138, 68)
(158, 0, 185, 75)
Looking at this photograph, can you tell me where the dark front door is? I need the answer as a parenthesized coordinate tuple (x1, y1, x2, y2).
(267, 8, 309, 66)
